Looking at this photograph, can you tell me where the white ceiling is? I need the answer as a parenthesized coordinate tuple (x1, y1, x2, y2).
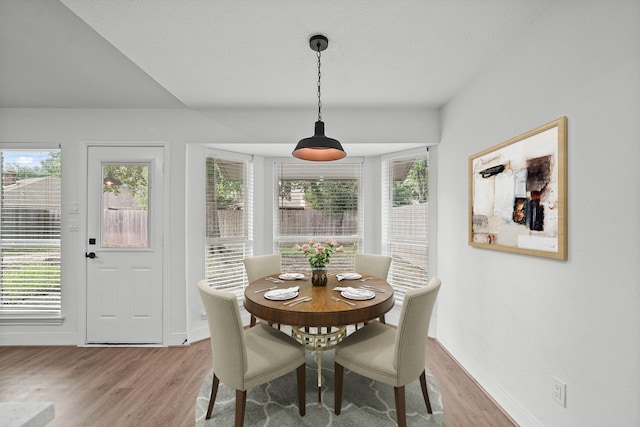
(0, 0, 557, 155)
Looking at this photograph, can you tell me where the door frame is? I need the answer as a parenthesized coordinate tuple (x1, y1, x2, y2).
(79, 141, 169, 346)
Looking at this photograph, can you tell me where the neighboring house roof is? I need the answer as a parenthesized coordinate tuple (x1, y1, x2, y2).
(103, 187, 137, 210)
(1, 176, 61, 209)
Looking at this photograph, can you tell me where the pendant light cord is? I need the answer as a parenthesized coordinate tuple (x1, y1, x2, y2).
(316, 44, 322, 122)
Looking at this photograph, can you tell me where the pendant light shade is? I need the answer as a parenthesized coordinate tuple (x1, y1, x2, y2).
(292, 34, 346, 161)
(103, 170, 121, 186)
(293, 121, 346, 161)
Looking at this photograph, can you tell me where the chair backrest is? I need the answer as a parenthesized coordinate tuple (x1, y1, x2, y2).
(244, 254, 282, 283)
(354, 253, 392, 280)
(393, 277, 441, 385)
(197, 280, 247, 390)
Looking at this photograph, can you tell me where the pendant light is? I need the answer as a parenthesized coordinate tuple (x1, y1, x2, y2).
(103, 170, 121, 186)
(293, 35, 346, 161)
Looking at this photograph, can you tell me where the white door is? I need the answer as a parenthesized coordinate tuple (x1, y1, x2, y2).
(86, 146, 164, 344)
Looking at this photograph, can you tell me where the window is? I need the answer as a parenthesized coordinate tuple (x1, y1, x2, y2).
(382, 148, 429, 303)
(205, 151, 253, 300)
(0, 149, 61, 319)
(274, 161, 363, 271)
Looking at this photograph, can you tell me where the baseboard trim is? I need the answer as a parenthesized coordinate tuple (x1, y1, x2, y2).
(189, 325, 211, 343)
(167, 332, 189, 347)
(0, 331, 77, 346)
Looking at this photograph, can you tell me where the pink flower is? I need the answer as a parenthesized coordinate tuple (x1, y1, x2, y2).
(296, 237, 341, 268)
(292, 244, 301, 251)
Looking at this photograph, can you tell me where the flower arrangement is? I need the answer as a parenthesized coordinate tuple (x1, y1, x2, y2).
(293, 237, 344, 269)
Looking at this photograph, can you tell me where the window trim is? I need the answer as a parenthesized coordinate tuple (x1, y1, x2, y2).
(272, 157, 365, 272)
(0, 145, 62, 324)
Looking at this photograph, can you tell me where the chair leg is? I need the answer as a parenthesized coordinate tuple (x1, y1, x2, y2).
(394, 386, 407, 427)
(334, 362, 344, 415)
(297, 363, 306, 416)
(235, 389, 246, 427)
(206, 374, 220, 419)
(250, 315, 257, 327)
(419, 370, 433, 414)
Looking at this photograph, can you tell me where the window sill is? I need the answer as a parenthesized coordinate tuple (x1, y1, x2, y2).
(0, 316, 65, 326)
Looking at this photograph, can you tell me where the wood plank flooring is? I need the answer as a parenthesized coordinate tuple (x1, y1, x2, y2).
(427, 339, 518, 427)
(0, 338, 517, 427)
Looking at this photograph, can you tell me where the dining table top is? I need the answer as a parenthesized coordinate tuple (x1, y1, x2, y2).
(243, 272, 395, 327)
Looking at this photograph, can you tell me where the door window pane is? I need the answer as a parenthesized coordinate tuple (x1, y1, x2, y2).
(102, 163, 149, 248)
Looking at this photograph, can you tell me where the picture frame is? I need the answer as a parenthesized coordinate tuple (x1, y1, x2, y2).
(469, 116, 567, 260)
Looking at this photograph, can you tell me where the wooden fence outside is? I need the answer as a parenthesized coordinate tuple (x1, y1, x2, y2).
(102, 210, 148, 247)
(106, 204, 427, 249)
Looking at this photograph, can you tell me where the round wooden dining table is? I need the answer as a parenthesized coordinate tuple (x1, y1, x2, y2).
(244, 272, 394, 406)
(244, 272, 394, 328)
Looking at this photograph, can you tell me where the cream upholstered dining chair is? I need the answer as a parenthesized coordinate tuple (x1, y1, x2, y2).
(243, 254, 282, 327)
(197, 280, 306, 426)
(354, 253, 392, 281)
(334, 277, 441, 427)
(354, 253, 392, 324)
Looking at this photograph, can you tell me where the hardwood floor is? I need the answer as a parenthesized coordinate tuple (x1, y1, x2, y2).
(427, 339, 518, 427)
(0, 338, 516, 427)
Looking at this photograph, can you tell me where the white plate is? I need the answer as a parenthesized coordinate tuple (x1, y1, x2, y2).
(341, 289, 375, 300)
(264, 290, 299, 301)
(279, 273, 306, 280)
(337, 272, 362, 280)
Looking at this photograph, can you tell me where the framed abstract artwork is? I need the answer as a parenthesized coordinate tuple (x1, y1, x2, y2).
(469, 117, 567, 259)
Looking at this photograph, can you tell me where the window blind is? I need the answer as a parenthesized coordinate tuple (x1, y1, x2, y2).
(381, 149, 429, 303)
(205, 151, 253, 300)
(274, 160, 363, 272)
(0, 150, 61, 317)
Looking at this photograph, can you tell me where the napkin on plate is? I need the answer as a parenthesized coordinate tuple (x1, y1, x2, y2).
(279, 273, 305, 280)
(336, 273, 362, 281)
(334, 286, 370, 295)
(266, 286, 299, 296)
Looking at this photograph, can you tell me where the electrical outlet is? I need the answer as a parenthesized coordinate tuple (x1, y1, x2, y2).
(200, 313, 208, 320)
(551, 376, 566, 407)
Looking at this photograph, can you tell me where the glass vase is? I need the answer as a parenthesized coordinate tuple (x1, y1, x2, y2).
(311, 266, 328, 286)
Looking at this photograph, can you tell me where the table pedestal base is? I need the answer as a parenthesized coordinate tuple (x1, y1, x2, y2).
(291, 326, 347, 407)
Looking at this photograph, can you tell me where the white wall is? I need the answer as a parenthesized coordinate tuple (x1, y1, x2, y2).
(0, 107, 438, 345)
(0, 109, 232, 345)
(436, 1, 640, 426)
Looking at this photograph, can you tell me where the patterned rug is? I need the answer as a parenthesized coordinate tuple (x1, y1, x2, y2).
(195, 349, 443, 426)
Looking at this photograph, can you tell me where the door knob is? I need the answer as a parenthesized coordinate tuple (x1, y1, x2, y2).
(85, 252, 97, 259)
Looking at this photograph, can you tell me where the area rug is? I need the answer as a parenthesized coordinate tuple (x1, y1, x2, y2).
(195, 349, 443, 426)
